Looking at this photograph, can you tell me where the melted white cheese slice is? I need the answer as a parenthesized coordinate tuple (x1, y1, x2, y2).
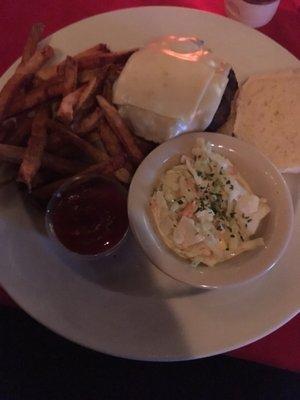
(114, 37, 217, 121)
(113, 36, 232, 141)
(192, 68, 229, 130)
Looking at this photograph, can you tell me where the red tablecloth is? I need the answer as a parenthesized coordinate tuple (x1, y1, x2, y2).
(0, 0, 299, 372)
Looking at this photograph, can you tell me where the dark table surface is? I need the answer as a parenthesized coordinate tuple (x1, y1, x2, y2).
(0, 0, 300, 387)
(1, 306, 300, 400)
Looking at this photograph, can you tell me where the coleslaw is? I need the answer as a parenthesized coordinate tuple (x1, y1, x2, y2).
(150, 138, 270, 266)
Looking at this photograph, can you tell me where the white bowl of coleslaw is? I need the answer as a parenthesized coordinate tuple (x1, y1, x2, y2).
(128, 132, 293, 288)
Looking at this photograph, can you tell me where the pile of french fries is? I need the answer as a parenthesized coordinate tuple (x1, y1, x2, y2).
(0, 23, 154, 205)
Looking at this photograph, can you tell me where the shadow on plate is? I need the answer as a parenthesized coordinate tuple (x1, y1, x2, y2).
(0, 184, 204, 300)
(51, 232, 205, 300)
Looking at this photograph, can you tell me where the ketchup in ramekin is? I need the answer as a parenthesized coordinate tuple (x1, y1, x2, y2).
(46, 174, 128, 256)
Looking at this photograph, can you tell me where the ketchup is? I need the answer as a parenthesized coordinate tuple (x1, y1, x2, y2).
(50, 176, 128, 255)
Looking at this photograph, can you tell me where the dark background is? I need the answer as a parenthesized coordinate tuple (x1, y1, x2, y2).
(0, 306, 299, 400)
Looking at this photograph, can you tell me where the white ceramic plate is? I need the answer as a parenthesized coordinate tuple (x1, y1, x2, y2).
(0, 7, 299, 361)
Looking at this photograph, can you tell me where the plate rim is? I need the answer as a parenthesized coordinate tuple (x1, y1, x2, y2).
(0, 6, 299, 361)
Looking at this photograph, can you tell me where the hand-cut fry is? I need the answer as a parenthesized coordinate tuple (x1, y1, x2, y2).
(32, 177, 68, 201)
(6, 116, 33, 146)
(0, 45, 54, 121)
(0, 143, 85, 175)
(1, 118, 17, 131)
(114, 167, 131, 184)
(45, 130, 65, 152)
(74, 43, 110, 59)
(76, 75, 104, 113)
(0, 27, 148, 197)
(35, 65, 58, 81)
(43, 153, 85, 174)
(0, 128, 7, 143)
(98, 118, 122, 156)
(85, 131, 107, 151)
(0, 118, 16, 143)
(21, 23, 45, 64)
(48, 120, 109, 163)
(36, 43, 111, 81)
(96, 95, 143, 163)
(5, 83, 63, 118)
(57, 85, 86, 123)
(77, 49, 137, 71)
(6, 64, 73, 118)
(100, 64, 122, 102)
(73, 107, 103, 135)
(81, 153, 126, 176)
(0, 143, 25, 163)
(18, 107, 49, 189)
(78, 68, 102, 84)
(59, 56, 78, 95)
(32, 151, 125, 202)
(98, 121, 134, 183)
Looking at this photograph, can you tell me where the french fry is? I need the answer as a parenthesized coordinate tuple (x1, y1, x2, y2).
(5, 64, 74, 118)
(98, 118, 122, 156)
(35, 65, 58, 81)
(74, 43, 110, 59)
(6, 116, 32, 146)
(48, 120, 109, 163)
(77, 49, 137, 71)
(114, 167, 131, 184)
(1, 29, 145, 196)
(73, 107, 103, 135)
(0, 45, 54, 121)
(56, 85, 86, 123)
(0, 128, 7, 143)
(75, 75, 104, 113)
(85, 131, 106, 150)
(21, 23, 45, 64)
(45, 130, 65, 153)
(0, 143, 25, 163)
(81, 153, 126, 176)
(1, 118, 17, 132)
(0, 143, 84, 175)
(32, 177, 68, 201)
(96, 95, 143, 164)
(60, 56, 78, 95)
(78, 68, 102, 84)
(36, 43, 111, 81)
(48, 144, 81, 160)
(6, 58, 76, 119)
(98, 121, 133, 183)
(5, 84, 60, 117)
(32, 151, 124, 202)
(18, 107, 49, 189)
(101, 64, 121, 102)
(0, 119, 16, 143)
(42, 153, 85, 175)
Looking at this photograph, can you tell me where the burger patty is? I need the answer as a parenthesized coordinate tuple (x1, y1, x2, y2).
(206, 69, 238, 132)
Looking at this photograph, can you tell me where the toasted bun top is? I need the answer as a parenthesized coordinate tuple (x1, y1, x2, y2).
(233, 69, 300, 173)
